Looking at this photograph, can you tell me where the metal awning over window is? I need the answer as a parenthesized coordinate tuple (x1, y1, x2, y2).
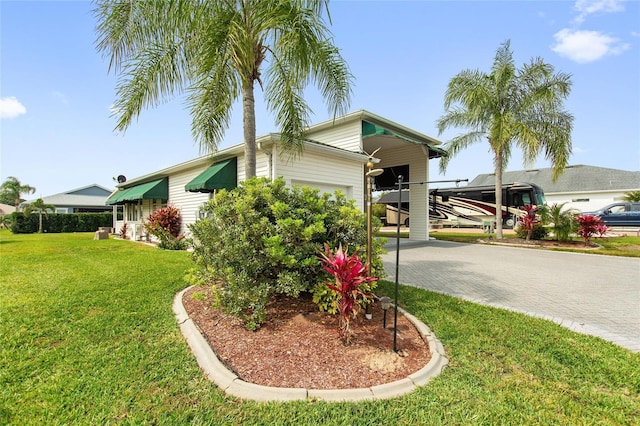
(362, 121, 447, 159)
(184, 158, 237, 193)
(105, 178, 168, 205)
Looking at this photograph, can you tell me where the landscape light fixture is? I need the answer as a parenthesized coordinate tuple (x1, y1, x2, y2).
(379, 296, 392, 328)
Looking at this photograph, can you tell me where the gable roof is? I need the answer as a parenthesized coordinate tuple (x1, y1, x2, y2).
(469, 165, 640, 193)
(23, 184, 114, 207)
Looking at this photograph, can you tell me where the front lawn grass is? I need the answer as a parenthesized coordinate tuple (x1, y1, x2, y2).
(1, 230, 638, 424)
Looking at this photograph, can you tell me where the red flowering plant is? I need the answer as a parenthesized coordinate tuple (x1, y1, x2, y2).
(318, 243, 378, 345)
(576, 214, 605, 246)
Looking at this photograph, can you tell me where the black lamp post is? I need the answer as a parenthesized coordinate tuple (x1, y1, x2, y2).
(392, 175, 403, 352)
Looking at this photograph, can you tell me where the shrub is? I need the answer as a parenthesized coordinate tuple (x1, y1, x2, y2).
(144, 206, 189, 250)
(8, 212, 112, 234)
(145, 206, 181, 238)
(576, 214, 603, 246)
(120, 222, 129, 239)
(544, 203, 578, 242)
(189, 177, 385, 330)
(318, 244, 377, 344)
(517, 205, 540, 241)
(515, 223, 547, 240)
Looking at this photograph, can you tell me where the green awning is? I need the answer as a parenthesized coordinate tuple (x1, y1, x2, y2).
(106, 178, 168, 205)
(362, 121, 447, 159)
(185, 158, 237, 193)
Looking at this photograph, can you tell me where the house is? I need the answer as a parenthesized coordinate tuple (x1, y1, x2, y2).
(22, 184, 114, 214)
(106, 110, 446, 241)
(468, 165, 640, 212)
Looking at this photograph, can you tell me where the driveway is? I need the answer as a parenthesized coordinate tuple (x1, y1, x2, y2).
(382, 239, 640, 352)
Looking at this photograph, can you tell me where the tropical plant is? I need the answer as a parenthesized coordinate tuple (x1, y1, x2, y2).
(120, 222, 129, 240)
(145, 206, 181, 237)
(189, 177, 384, 330)
(145, 206, 190, 249)
(622, 191, 640, 202)
(576, 214, 604, 246)
(94, 0, 352, 178)
(318, 243, 377, 344)
(23, 198, 56, 233)
(437, 40, 573, 239)
(517, 205, 540, 241)
(0, 176, 35, 207)
(544, 202, 578, 242)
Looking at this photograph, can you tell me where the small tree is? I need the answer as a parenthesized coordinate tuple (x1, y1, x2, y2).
(23, 198, 56, 233)
(545, 202, 577, 242)
(318, 244, 377, 345)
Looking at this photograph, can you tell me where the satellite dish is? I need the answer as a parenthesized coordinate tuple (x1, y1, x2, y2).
(117, 175, 127, 183)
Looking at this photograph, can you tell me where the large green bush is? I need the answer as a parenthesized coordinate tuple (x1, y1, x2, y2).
(8, 212, 112, 234)
(189, 177, 385, 330)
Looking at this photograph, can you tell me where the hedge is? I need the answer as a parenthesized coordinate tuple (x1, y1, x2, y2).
(8, 212, 113, 234)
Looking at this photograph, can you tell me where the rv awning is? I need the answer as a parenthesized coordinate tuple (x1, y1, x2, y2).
(362, 121, 447, 159)
(185, 158, 237, 193)
(105, 178, 168, 205)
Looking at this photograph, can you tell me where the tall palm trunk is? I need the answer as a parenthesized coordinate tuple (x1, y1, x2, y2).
(242, 81, 257, 179)
(494, 151, 504, 239)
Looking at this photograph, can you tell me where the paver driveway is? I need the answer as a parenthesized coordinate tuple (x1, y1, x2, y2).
(382, 239, 640, 352)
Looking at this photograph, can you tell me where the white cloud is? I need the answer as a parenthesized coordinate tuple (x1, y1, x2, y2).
(0, 97, 27, 119)
(551, 29, 630, 63)
(573, 0, 624, 24)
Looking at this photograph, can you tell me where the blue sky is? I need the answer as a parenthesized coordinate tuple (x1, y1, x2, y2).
(1, 0, 638, 198)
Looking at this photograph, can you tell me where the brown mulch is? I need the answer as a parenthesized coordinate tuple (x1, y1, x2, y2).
(182, 286, 431, 390)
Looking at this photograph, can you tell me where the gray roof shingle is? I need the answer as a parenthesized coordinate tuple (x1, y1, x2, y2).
(468, 165, 640, 193)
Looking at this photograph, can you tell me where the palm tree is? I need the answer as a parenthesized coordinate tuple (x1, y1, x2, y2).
(94, 0, 352, 178)
(622, 191, 640, 202)
(23, 198, 56, 233)
(0, 176, 36, 208)
(437, 40, 573, 239)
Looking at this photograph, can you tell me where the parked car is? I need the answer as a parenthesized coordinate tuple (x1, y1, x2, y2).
(581, 202, 640, 227)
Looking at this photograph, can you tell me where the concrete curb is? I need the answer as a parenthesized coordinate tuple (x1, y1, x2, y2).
(173, 286, 448, 402)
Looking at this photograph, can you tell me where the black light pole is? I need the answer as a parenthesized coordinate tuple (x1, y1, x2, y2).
(393, 175, 403, 353)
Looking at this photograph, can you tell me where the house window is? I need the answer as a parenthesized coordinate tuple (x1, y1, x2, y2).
(126, 203, 139, 221)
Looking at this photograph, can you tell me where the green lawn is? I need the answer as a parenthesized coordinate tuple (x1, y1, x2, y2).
(1, 231, 638, 424)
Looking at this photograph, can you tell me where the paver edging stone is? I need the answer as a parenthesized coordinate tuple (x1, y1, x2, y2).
(173, 286, 448, 402)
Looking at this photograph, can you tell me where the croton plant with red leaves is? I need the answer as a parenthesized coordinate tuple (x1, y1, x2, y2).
(318, 243, 378, 344)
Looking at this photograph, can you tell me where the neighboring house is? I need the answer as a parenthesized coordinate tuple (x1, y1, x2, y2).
(22, 184, 114, 214)
(0, 203, 16, 215)
(106, 110, 446, 241)
(468, 165, 640, 212)
(0, 203, 16, 228)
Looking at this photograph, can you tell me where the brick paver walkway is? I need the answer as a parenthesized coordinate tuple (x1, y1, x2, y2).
(382, 239, 640, 352)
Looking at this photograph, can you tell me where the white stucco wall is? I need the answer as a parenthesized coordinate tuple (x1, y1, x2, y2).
(546, 190, 631, 213)
(375, 144, 431, 240)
